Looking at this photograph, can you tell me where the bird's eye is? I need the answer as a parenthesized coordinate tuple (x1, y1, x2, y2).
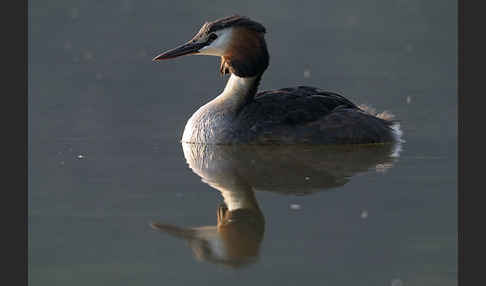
(208, 33, 218, 42)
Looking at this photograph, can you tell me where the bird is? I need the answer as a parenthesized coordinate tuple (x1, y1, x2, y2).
(153, 15, 402, 145)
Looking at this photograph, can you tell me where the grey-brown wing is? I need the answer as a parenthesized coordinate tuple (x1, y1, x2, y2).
(241, 86, 359, 124)
(234, 86, 394, 144)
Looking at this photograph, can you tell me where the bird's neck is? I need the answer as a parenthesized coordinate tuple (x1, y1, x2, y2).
(212, 73, 261, 112)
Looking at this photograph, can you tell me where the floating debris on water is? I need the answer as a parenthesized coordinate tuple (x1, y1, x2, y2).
(406, 96, 412, 104)
(76, 154, 85, 159)
(391, 278, 404, 286)
(304, 176, 310, 181)
(290, 204, 301, 211)
(360, 210, 368, 219)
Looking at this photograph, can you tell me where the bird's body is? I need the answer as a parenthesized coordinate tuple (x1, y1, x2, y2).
(182, 77, 396, 144)
(154, 15, 401, 144)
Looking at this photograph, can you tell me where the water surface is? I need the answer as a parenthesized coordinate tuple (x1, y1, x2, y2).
(29, 1, 457, 285)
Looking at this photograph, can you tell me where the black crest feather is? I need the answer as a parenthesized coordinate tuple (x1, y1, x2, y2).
(207, 15, 266, 34)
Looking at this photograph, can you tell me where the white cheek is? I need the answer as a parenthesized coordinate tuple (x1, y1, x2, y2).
(198, 29, 233, 56)
(198, 45, 222, 56)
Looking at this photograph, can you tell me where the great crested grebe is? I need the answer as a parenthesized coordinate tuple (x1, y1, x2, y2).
(153, 15, 402, 144)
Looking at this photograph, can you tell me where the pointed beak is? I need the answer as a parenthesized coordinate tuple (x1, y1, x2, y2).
(152, 41, 207, 61)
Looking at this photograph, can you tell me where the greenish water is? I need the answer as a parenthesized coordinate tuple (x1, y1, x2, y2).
(29, 1, 457, 285)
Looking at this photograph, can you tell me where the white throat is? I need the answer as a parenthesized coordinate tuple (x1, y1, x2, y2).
(212, 74, 258, 110)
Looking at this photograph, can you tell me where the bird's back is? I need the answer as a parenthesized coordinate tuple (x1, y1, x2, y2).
(229, 86, 397, 144)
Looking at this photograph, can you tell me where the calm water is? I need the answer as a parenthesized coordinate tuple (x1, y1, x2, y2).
(29, 1, 457, 285)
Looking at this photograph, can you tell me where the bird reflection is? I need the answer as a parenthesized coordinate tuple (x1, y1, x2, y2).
(151, 142, 401, 268)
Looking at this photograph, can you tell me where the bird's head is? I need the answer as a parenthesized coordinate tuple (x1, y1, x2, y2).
(153, 15, 269, 78)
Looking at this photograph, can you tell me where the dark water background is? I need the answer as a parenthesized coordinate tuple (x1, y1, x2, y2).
(29, 0, 457, 285)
